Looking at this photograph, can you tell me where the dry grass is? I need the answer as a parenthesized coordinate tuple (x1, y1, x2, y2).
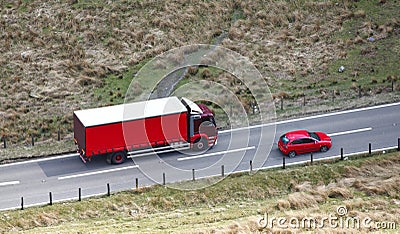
(0, 0, 234, 144)
(0, 0, 398, 157)
(1, 0, 399, 148)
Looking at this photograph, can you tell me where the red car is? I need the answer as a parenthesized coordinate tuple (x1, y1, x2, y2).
(278, 130, 332, 158)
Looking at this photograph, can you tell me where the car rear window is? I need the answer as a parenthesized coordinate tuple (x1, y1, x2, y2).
(281, 135, 290, 144)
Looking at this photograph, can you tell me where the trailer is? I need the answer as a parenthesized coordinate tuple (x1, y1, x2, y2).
(74, 96, 217, 164)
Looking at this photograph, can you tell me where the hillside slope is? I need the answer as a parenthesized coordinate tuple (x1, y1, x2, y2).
(0, 0, 399, 148)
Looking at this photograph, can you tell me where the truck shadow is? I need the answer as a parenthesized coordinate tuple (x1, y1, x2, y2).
(38, 154, 136, 178)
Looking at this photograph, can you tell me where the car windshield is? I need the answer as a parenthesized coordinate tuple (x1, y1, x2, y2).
(281, 135, 290, 144)
(308, 132, 320, 141)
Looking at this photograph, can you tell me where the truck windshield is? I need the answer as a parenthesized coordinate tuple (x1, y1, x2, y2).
(281, 135, 289, 144)
(203, 117, 216, 126)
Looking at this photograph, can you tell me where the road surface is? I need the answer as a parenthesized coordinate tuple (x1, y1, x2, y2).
(0, 102, 399, 211)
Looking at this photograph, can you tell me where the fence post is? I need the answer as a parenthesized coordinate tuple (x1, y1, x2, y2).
(49, 192, 53, 205)
(221, 165, 224, 177)
(58, 128, 61, 141)
(341, 148, 344, 160)
(303, 95, 306, 106)
(21, 197, 24, 210)
(392, 80, 394, 92)
(369, 143, 372, 155)
(31, 134, 34, 147)
(78, 188, 82, 201)
(282, 157, 286, 169)
(162, 173, 166, 186)
(135, 178, 138, 190)
(107, 183, 110, 196)
(192, 169, 195, 181)
(250, 160, 253, 173)
(280, 98, 283, 110)
(310, 152, 313, 164)
(398, 138, 400, 151)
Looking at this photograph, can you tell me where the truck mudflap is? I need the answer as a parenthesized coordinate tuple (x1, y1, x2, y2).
(77, 148, 88, 163)
(79, 154, 87, 164)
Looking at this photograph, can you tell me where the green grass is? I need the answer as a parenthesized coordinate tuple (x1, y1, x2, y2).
(93, 59, 150, 105)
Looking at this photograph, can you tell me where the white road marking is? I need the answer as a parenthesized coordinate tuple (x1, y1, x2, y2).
(189, 145, 399, 181)
(1, 102, 399, 169)
(0, 153, 79, 168)
(327, 127, 372, 137)
(58, 165, 139, 180)
(1, 145, 398, 211)
(219, 102, 400, 134)
(0, 181, 20, 187)
(177, 146, 255, 161)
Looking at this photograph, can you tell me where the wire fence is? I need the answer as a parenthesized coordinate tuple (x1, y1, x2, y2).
(273, 79, 399, 113)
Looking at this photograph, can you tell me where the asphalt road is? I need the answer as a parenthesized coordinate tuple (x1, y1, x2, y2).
(0, 102, 399, 211)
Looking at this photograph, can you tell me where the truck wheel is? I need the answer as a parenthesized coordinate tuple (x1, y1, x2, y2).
(194, 137, 208, 151)
(109, 151, 127, 164)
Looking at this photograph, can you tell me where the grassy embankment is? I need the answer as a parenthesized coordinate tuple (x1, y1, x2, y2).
(1, 0, 399, 156)
(1, 150, 399, 233)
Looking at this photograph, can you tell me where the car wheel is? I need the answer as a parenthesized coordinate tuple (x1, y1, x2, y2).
(320, 146, 328, 152)
(288, 151, 296, 158)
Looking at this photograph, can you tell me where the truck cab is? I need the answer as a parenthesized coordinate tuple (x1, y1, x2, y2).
(181, 98, 218, 151)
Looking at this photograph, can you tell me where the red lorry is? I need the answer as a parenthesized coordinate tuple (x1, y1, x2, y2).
(73, 97, 218, 164)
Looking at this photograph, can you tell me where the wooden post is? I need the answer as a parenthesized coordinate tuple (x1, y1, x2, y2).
(310, 152, 313, 164)
(392, 80, 394, 92)
(78, 188, 82, 201)
(358, 86, 362, 98)
(332, 90, 335, 103)
(250, 160, 253, 173)
(3, 136, 6, 149)
(49, 192, 53, 205)
(398, 138, 400, 151)
(58, 128, 61, 141)
(21, 197, 24, 210)
(31, 134, 34, 146)
(107, 183, 110, 196)
(369, 143, 372, 155)
(221, 165, 224, 177)
(280, 98, 283, 110)
(162, 173, 166, 186)
(135, 178, 138, 190)
(303, 95, 306, 106)
(192, 169, 195, 181)
(341, 148, 344, 160)
(282, 157, 286, 169)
